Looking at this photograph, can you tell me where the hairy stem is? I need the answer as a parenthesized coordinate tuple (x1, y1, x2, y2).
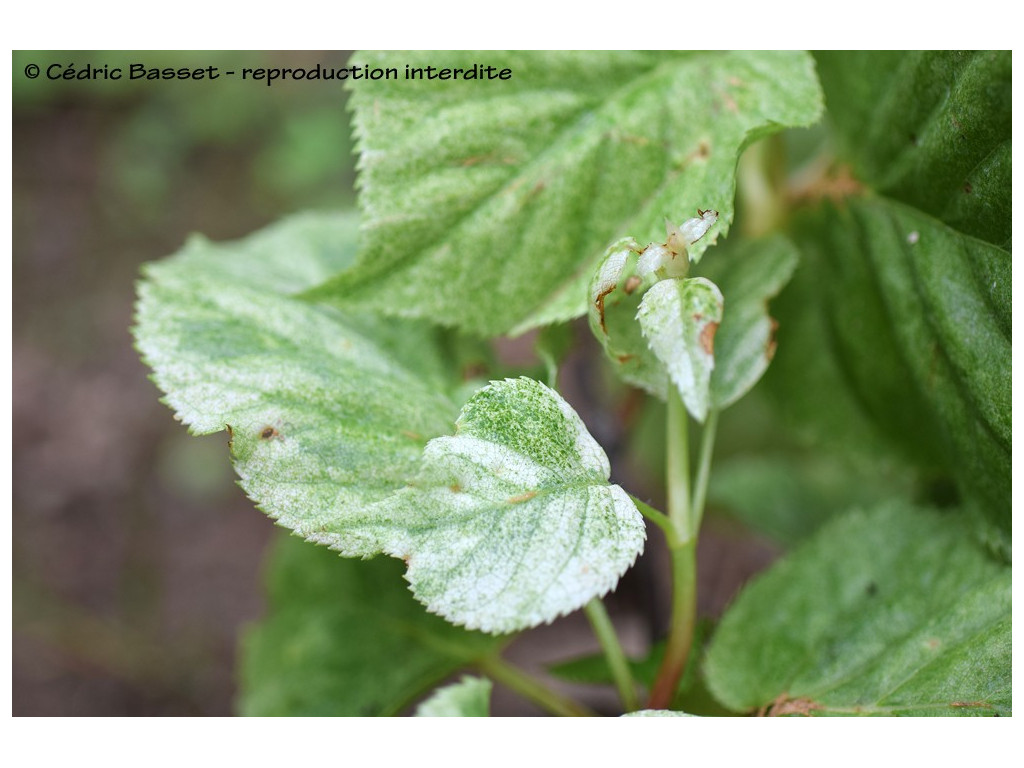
(476, 655, 596, 717)
(584, 599, 640, 713)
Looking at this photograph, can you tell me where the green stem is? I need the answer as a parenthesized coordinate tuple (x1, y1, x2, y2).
(648, 539, 697, 709)
(476, 655, 596, 717)
(665, 386, 692, 542)
(630, 495, 679, 547)
(648, 387, 701, 710)
(584, 599, 640, 713)
(689, 408, 719, 539)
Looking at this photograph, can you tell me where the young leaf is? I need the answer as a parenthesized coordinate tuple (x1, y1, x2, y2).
(699, 236, 798, 410)
(586, 237, 665, 397)
(240, 536, 503, 716)
(704, 503, 1010, 716)
(636, 277, 724, 423)
(415, 676, 492, 717)
(349, 377, 646, 634)
(306, 51, 823, 335)
(134, 212, 460, 552)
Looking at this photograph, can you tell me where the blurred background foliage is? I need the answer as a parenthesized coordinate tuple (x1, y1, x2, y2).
(12, 51, 356, 715)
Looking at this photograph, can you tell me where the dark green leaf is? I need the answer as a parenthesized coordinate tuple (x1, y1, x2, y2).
(704, 503, 1010, 716)
(239, 535, 503, 716)
(814, 51, 1010, 247)
(790, 198, 1010, 531)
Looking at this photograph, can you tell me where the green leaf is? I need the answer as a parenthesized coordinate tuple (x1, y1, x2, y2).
(704, 503, 1010, 716)
(306, 51, 823, 335)
(586, 237, 668, 398)
(814, 51, 1010, 248)
(134, 211, 460, 552)
(707, 453, 915, 546)
(771, 52, 1010, 535)
(589, 236, 797, 421)
(699, 236, 798, 410)
(621, 710, 696, 717)
(415, 676, 492, 717)
(637, 277, 723, 422)
(790, 198, 1010, 532)
(348, 377, 646, 633)
(240, 535, 503, 716)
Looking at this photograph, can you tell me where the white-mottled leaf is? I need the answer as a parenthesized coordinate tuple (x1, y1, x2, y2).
(350, 377, 646, 634)
(621, 710, 697, 717)
(637, 278, 724, 422)
(306, 51, 823, 336)
(415, 676, 492, 717)
(133, 212, 460, 553)
(586, 237, 666, 397)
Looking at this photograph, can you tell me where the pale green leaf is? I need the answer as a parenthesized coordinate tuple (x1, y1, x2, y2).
(415, 676, 492, 717)
(306, 51, 823, 335)
(240, 535, 502, 716)
(586, 237, 665, 397)
(637, 277, 723, 423)
(621, 710, 696, 717)
(347, 377, 646, 633)
(704, 503, 1010, 716)
(699, 236, 798, 409)
(133, 212, 460, 552)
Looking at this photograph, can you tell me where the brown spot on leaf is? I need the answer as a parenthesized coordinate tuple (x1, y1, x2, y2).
(595, 283, 617, 335)
(699, 320, 719, 355)
(757, 693, 821, 717)
(624, 275, 642, 295)
(260, 425, 280, 440)
(950, 701, 992, 710)
(963, 181, 973, 194)
(460, 152, 517, 167)
(788, 163, 865, 205)
(401, 430, 423, 441)
(506, 491, 538, 504)
(615, 132, 651, 146)
(615, 353, 636, 365)
(449, 483, 462, 493)
(766, 317, 780, 361)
